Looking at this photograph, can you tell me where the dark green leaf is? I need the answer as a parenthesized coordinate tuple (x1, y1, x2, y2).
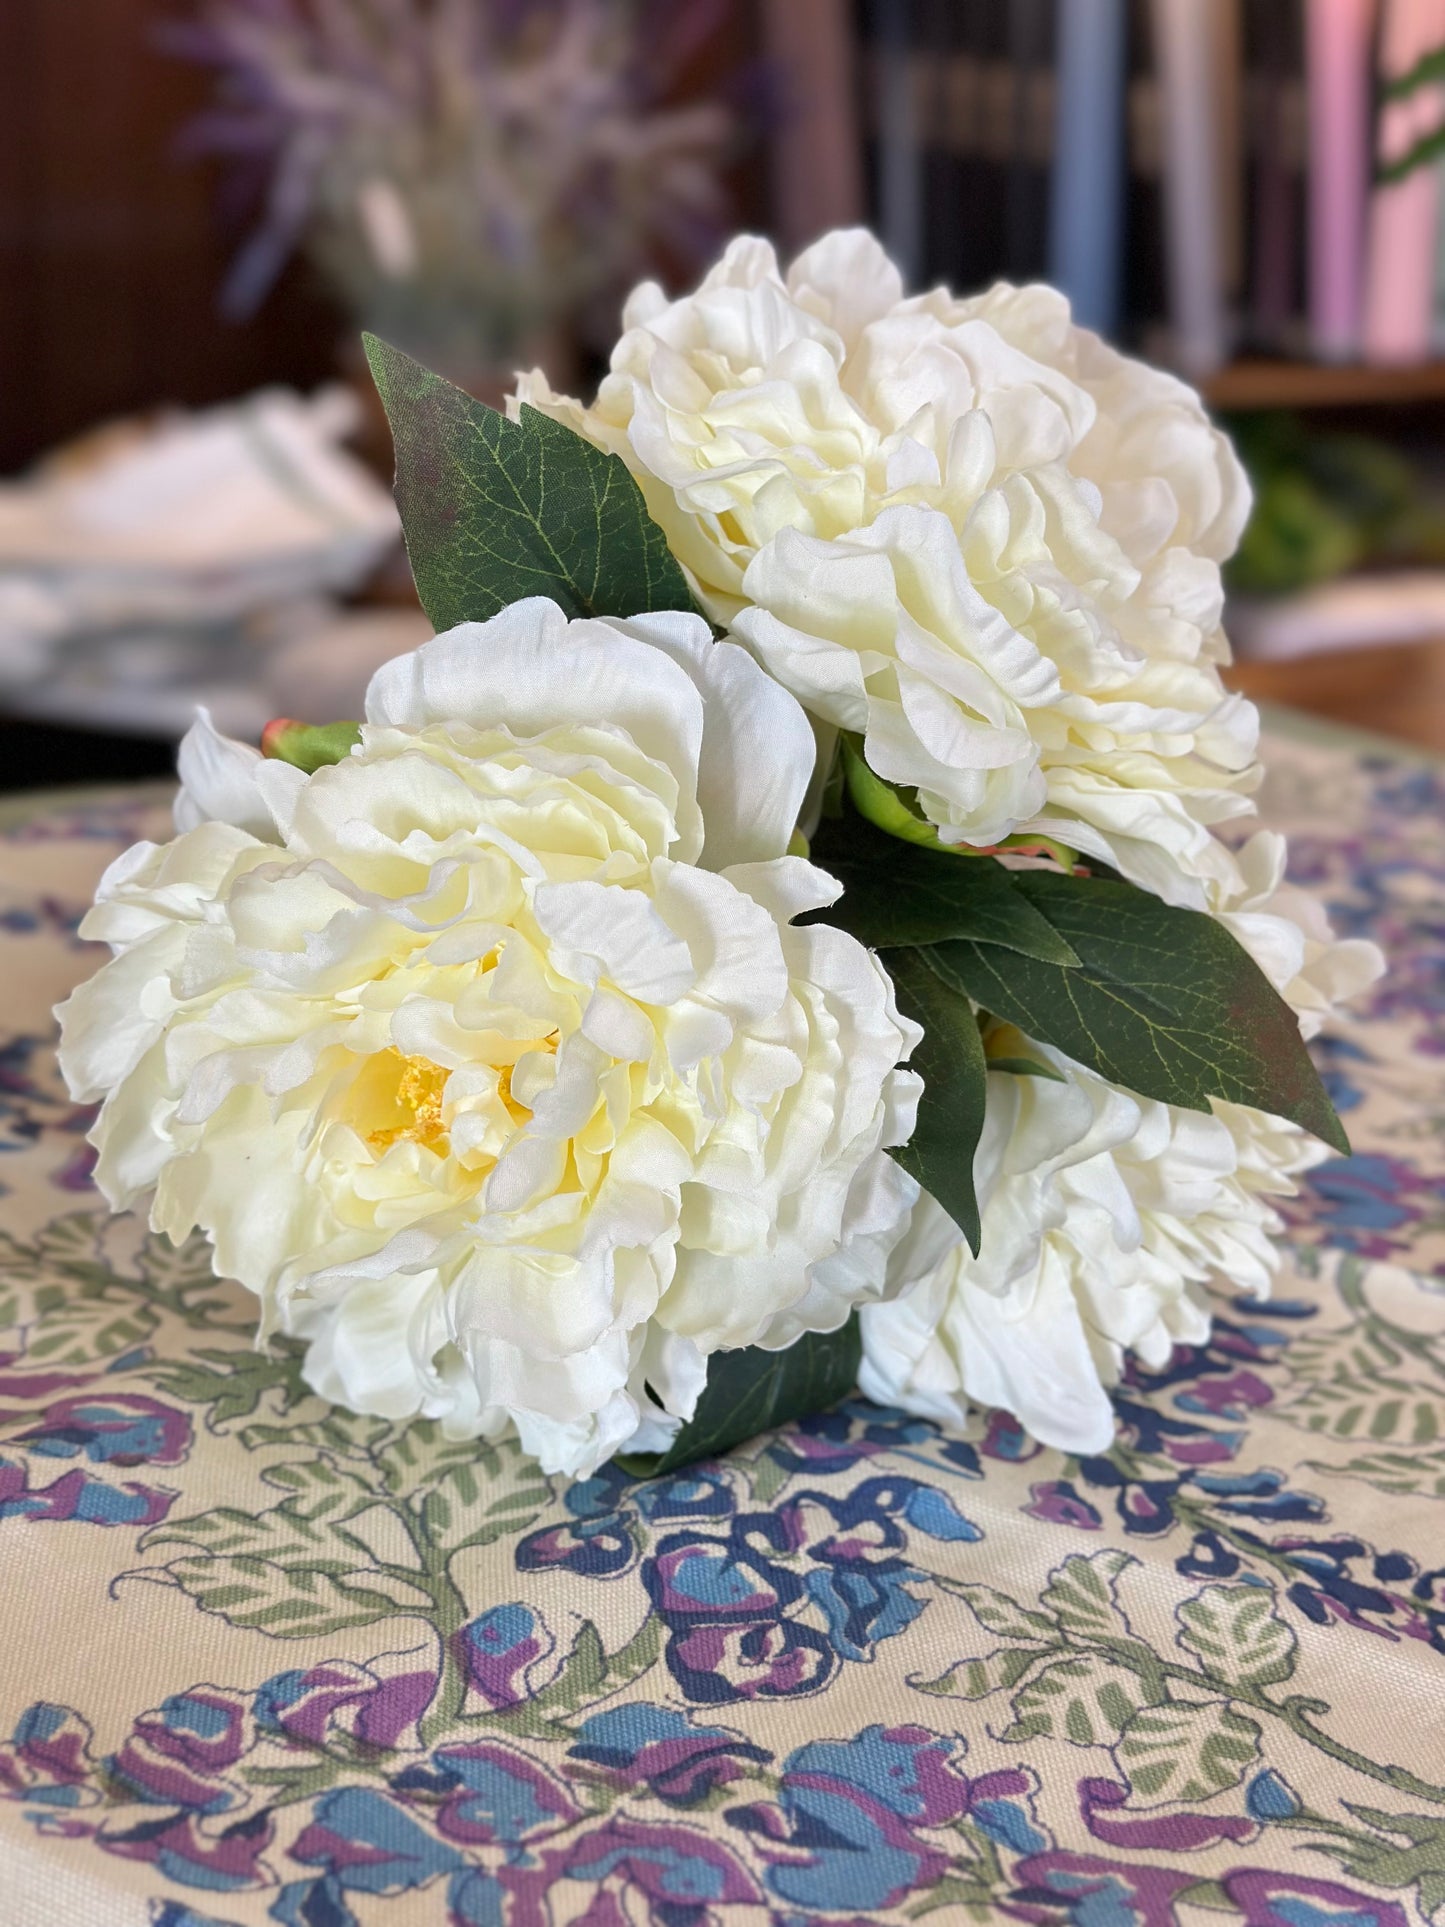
(614, 1318, 861, 1478)
(986, 1056, 1067, 1082)
(922, 870, 1348, 1153)
(363, 334, 697, 629)
(886, 946, 988, 1253)
(807, 807, 1080, 964)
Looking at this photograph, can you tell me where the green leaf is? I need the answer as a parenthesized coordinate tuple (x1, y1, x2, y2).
(932, 1578, 1061, 1645)
(807, 804, 1080, 962)
(911, 1874, 1004, 1918)
(420, 1458, 552, 1556)
(1177, 1585, 1299, 1691)
(1114, 1699, 1261, 1807)
(986, 1055, 1067, 1082)
(997, 1653, 1156, 1747)
(1172, 1882, 1238, 1915)
(1299, 1386, 1445, 1444)
(614, 1319, 861, 1478)
(142, 1457, 376, 1567)
(885, 946, 988, 1254)
(488, 1615, 663, 1739)
(162, 1554, 399, 1638)
(364, 334, 697, 629)
(261, 719, 362, 774)
(526, 1615, 661, 1720)
(148, 1342, 311, 1429)
(913, 1644, 1054, 1701)
(924, 869, 1348, 1153)
(1040, 1549, 1136, 1640)
(1325, 1806, 1445, 1920)
(1309, 1444, 1445, 1499)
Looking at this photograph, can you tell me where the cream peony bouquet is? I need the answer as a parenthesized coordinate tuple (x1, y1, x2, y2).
(57, 231, 1381, 1479)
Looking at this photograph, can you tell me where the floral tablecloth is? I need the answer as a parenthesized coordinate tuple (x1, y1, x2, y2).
(1, 717, 1443, 1927)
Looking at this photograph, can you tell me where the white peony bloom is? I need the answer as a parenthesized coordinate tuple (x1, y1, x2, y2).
(56, 600, 928, 1477)
(860, 897, 1384, 1454)
(517, 229, 1259, 903)
(858, 1051, 1328, 1455)
(1213, 831, 1383, 1041)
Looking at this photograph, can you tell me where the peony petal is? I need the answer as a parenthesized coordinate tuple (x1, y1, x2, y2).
(175, 707, 303, 842)
(612, 615, 817, 867)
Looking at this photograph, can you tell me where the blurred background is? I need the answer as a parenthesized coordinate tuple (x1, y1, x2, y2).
(5, 0, 1445, 795)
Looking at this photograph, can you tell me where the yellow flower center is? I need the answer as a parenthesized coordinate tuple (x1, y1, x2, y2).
(367, 1051, 450, 1152)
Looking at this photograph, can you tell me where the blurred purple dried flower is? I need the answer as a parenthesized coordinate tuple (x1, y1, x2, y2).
(164, 0, 736, 364)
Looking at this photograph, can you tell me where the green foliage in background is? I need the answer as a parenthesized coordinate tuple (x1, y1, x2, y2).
(1227, 412, 1445, 600)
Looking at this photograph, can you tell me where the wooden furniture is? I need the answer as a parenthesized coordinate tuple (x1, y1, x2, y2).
(1226, 635, 1445, 754)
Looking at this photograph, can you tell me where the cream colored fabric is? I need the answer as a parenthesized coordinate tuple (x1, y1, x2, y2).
(0, 727, 1441, 1927)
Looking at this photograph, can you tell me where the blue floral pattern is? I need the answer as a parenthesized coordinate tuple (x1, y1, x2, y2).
(0, 731, 1443, 1925)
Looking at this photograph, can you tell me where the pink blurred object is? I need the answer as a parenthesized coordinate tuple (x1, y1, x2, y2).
(1306, 0, 1377, 360)
(1364, 0, 1445, 364)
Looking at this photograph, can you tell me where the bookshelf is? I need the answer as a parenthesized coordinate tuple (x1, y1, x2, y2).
(1203, 358, 1445, 412)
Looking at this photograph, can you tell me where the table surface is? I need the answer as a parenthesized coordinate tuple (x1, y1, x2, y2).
(1, 721, 1443, 1927)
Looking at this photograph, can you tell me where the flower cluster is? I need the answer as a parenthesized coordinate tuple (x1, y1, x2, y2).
(59, 607, 926, 1475)
(57, 229, 1381, 1474)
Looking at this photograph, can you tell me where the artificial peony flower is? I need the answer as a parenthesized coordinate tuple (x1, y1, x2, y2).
(516, 229, 1261, 904)
(56, 600, 929, 1477)
(859, 898, 1383, 1454)
(857, 1057, 1328, 1454)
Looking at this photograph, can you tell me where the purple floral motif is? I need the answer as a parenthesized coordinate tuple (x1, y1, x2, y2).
(647, 1527, 836, 1704)
(760, 1397, 992, 1482)
(1296, 1153, 1439, 1259)
(0, 1702, 100, 1809)
(729, 1723, 1039, 1913)
(254, 1648, 438, 1752)
(1024, 1481, 1103, 1530)
(1010, 1846, 1201, 1925)
(981, 1408, 1044, 1462)
(50, 1135, 100, 1193)
(644, 1476, 981, 1704)
(108, 1688, 253, 1815)
(454, 1603, 553, 1711)
(151, 1904, 246, 1927)
(7, 1392, 191, 1467)
(0, 1453, 176, 1526)
(633, 1469, 737, 1524)
(274, 1786, 465, 1924)
(0, 1354, 102, 1400)
(1278, 1536, 1445, 1648)
(150, 1903, 246, 1927)
(401, 1738, 576, 1852)
(515, 1464, 643, 1580)
(1224, 1869, 1412, 1927)
(523, 1815, 765, 1927)
(566, 1704, 770, 1808)
(1079, 1776, 1256, 1853)
(515, 1410, 993, 1593)
(97, 1806, 275, 1895)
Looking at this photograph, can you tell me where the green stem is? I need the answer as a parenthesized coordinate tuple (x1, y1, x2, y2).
(388, 1495, 471, 1750)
